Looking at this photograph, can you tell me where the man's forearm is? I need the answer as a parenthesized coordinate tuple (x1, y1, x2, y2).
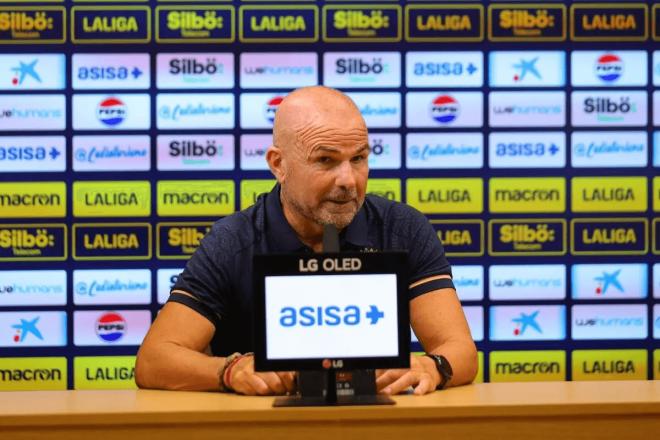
(135, 341, 224, 391)
(424, 339, 478, 387)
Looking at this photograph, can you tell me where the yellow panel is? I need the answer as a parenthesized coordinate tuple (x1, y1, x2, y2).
(0, 182, 66, 218)
(489, 351, 566, 382)
(74, 356, 137, 390)
(406, 178, 483, 214)
(158, 180, 235, 216)
(240, 179, 276, 210)
(489, 177, 566, 213)
(367, 178, 401, 202)
(73, 181, 151, 217)
(572, 176, 647, 213)
(0, 357, 67, 391)
(572, 349, 647, 381)
(653, 177, 660, 212)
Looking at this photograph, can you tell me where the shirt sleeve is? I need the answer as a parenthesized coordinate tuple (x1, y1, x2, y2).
(168, 222, 233, 327)
(404, 207, 454, 299)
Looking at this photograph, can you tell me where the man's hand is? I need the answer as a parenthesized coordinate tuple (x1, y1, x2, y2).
(376, 355, 441, 396)
(228, 355, 297, 396)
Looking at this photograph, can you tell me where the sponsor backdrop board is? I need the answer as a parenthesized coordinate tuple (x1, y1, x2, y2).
(0, 1, 658, 389)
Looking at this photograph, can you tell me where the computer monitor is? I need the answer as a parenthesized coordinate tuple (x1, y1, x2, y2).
(253, 252, 410, 373)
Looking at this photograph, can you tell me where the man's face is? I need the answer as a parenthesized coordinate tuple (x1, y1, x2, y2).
(280, 119, 369, 230)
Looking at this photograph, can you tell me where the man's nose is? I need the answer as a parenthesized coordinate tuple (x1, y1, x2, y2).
(335, 160, 357, 189)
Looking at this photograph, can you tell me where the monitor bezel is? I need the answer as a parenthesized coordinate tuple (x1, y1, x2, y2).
(253, 252, 410, 372)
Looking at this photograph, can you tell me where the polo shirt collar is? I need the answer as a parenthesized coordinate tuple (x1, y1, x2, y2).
(265, 185, 371, 252)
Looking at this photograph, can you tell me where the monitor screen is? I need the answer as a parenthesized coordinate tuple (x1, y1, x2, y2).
(253, 253, 410, 371)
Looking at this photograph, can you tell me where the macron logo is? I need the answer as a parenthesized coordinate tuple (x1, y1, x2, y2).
(279, 305, 384, 327)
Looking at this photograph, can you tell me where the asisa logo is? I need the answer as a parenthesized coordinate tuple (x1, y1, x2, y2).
(264, 95, 284, 124)
(279, 304, 384, 327)
(595, 54, 623, 83)
(96, 98, 126, 127)
(430, 95, 460, 124)
(95, 312, 126, 342)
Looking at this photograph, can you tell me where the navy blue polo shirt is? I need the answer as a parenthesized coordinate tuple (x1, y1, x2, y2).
(169, 184, 454, 356)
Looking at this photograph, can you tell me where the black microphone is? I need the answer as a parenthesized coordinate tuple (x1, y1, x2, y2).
(322, 224, 340, 253)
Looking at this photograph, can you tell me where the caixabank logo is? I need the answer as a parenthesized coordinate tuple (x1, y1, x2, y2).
(0, 311, 67, 347)
(490, 305, 566, 341)
(489, 51, 565, 87)
(0, 54, 65, 90)
(572, 263, 647, 300)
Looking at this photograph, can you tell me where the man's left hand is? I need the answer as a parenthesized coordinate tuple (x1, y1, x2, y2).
(376, 355, 441, 395)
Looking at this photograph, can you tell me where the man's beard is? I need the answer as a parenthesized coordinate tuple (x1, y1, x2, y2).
(283, 186, 363, 230)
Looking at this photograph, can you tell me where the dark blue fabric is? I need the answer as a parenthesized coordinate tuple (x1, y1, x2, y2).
(169, 184, 453, 356)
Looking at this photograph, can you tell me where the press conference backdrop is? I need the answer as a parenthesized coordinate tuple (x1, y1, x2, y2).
(0, 0, 659, 390)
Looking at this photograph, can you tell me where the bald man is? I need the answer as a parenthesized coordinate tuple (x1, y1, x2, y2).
(136, 86, 477, 395)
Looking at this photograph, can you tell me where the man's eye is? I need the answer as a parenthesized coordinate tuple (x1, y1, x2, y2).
(351, 155, 365, 163)
(317, 156, 331, 164)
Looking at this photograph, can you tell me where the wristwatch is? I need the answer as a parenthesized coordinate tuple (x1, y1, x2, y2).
(425, 354, 453, 390)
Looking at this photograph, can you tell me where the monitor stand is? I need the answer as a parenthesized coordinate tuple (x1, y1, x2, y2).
(273, 370, 395, 407)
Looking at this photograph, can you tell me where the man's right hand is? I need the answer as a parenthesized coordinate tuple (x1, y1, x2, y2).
(228, 355, 296, 396)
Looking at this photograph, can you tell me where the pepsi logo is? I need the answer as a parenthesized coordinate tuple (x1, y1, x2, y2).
(430, 95, 460, 124)
(95, 312, 126, 342)
(96, 97, 127, 127)
(594, 54, 623, 83)
(264, 95, 284, 124)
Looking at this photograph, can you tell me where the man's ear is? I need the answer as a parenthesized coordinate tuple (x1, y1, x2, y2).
(266, 145, 285, 183)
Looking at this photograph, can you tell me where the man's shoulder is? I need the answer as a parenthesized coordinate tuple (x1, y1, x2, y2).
(205, 197, 265, 252)
(364, 194, 429, 236)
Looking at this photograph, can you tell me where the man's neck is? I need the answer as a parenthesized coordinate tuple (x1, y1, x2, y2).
(280, 197, 326, 253)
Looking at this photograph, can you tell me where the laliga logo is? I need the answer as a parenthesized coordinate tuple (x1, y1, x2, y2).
(595, 54, 623, 83)
(97, 97, 127, 127)
(430, 95, 460, 124)
(264, 95, 284, 124)
(95, 312, 126, 342)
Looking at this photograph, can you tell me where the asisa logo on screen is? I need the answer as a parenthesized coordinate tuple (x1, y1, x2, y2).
(279, 304, 384, 327)
(405, 51, 483, 88)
